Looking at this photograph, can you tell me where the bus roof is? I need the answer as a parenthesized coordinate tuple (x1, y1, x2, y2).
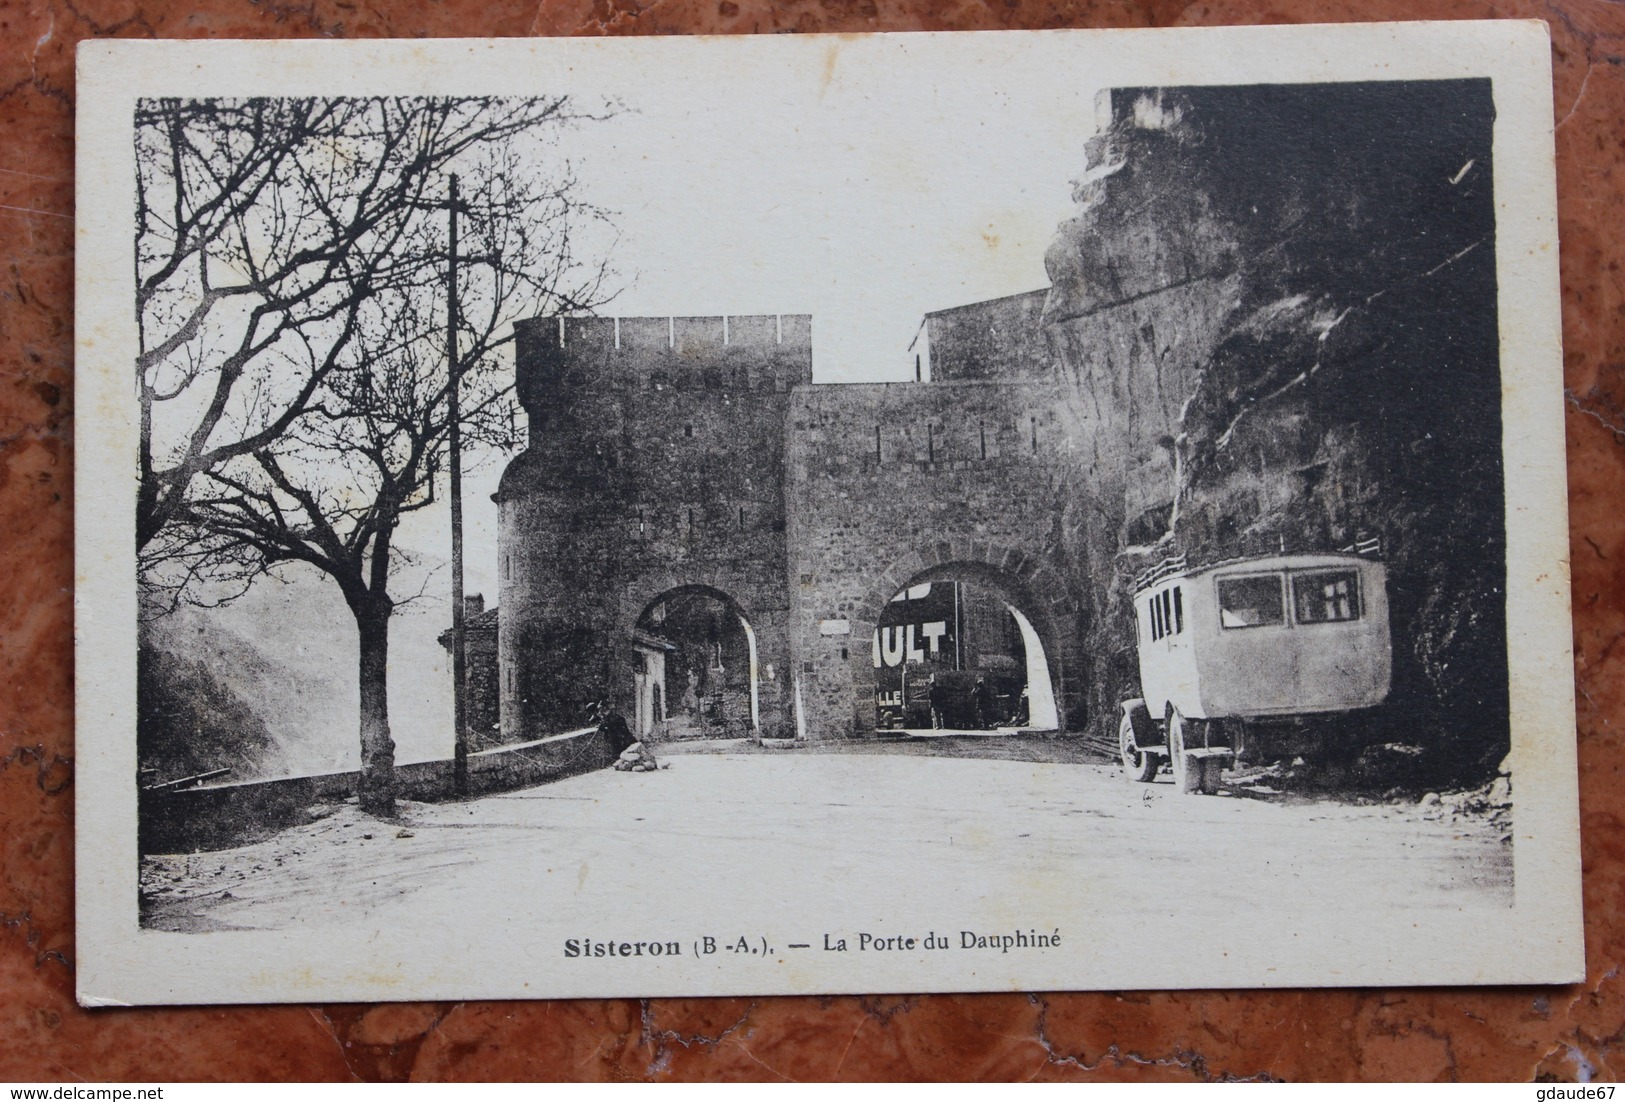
(1134, 550, 1382, 595)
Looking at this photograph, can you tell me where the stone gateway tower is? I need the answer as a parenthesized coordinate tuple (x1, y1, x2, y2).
(494, 310, 1083, 745)
(497, 315, 810, 741)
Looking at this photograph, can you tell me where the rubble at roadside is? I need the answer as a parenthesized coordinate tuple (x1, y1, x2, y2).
(1223, 744, 1513, 843)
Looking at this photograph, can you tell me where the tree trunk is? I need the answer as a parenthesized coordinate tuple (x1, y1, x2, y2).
(354, 600, 397, 816)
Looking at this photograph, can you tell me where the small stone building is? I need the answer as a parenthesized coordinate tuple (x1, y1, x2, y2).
(436, 595, 503, 750)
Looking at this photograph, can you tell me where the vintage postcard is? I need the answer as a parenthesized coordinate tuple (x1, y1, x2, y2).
(75, 23, 1581, 1005)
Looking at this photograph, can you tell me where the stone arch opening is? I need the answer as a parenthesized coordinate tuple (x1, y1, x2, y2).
(632, 584, 760, 740)
(870, 577, 1059, 732)
(853, 555, 1070, 735)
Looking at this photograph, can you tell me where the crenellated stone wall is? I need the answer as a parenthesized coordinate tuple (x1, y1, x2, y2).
(497, 318, 1090, 743)
(498, 315, 811, 739)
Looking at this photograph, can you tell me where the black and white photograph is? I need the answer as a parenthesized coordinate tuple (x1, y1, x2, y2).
(75, 25, 1581, 1005)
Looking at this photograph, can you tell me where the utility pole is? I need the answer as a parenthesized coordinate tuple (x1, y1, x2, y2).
(447, 174, 469, 799)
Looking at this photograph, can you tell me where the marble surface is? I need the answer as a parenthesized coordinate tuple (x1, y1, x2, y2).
(1, 0, 1620, 1082)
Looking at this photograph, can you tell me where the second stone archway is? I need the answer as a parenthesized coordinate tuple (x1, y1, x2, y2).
(869, 575, 1060, 732)
(808, 542, 1082, 739)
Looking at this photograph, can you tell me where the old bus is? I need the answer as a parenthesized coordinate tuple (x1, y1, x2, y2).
(1118, 552, 1392, 794)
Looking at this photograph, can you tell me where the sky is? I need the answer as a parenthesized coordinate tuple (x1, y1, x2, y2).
(567, 49, 1095, 383)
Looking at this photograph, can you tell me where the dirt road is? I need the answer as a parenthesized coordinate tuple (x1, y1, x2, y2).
(142, 748, 1511, 934)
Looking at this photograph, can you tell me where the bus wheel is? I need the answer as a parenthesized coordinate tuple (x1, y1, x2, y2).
(1119, 711, 1159, 783)
(1168, 710, 1200, 795)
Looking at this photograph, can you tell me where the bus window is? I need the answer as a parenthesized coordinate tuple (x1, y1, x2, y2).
(1172, 586, 1183, 635)
(1293, 570, 1361, 624)
(1217, 574, 1285, 629)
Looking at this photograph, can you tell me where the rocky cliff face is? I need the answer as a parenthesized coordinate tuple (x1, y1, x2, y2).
(1045, 81, 1507, 773)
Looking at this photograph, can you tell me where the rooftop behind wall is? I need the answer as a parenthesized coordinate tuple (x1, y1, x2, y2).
(515, 314, 813, 414)
(921, 289, 1054, 382)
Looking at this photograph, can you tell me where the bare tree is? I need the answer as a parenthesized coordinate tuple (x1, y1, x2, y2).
(135, 96, 610, 550)
(137, 97, 617, 814)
